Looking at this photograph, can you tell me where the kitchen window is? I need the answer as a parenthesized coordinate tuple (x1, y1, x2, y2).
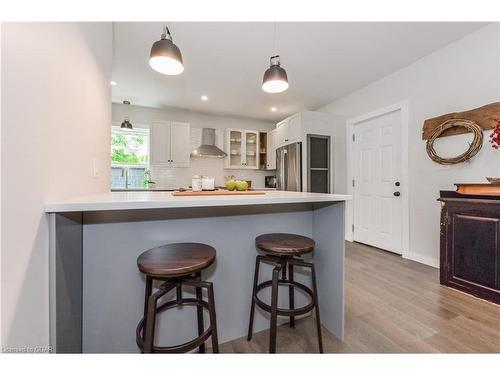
(111, 125, 150, 189)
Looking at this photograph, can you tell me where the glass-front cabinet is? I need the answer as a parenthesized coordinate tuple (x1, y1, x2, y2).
(244, 131, 258, 168)
(225, 129, 260, 169)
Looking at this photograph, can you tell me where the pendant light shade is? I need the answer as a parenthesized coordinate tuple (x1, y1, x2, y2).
(120, 101, 133, 130)
(120, 117, 133, 130)
(262, 55, 289, 93)
(149, 26, 184, 75)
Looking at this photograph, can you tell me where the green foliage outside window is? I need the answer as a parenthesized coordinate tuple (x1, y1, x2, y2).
(111, 132, 148, 164)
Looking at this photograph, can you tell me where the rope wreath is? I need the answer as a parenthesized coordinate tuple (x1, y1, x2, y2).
(426, 119, 483, 165)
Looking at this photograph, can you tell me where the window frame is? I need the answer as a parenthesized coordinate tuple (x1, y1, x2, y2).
(111, 122, 150, 169)
(111, 122, 151, 189)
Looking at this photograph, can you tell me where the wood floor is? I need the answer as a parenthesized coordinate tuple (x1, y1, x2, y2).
(219, 241, 500, 353)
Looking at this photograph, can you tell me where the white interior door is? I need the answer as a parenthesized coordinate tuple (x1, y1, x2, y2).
(353, 109, 402, 254)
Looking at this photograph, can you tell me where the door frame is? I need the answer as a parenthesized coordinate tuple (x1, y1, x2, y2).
(345, 101, 410, 259)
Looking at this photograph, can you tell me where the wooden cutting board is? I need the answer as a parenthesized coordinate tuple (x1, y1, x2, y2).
(172, 190, 266, 196)
(455, 183, 500, 196)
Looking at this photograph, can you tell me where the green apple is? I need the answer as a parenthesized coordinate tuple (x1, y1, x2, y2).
(235, 180, 249, 191)
(226, 179, 236, 191)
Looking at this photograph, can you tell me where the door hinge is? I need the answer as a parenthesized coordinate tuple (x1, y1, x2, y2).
(352, 134, 355, 142)
(352, 179, 355, 187)
(352, 224, 354, 232)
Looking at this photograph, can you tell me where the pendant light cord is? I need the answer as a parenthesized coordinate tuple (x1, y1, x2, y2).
(273, 22, 277, 56)
(161, 25, 172, 41)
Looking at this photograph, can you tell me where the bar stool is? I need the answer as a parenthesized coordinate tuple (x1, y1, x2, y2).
(247, 233, 323, 353)
(135, 242, 219, 353)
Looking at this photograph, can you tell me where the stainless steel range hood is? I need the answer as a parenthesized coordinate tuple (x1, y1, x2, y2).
(191, 128, 227, 158)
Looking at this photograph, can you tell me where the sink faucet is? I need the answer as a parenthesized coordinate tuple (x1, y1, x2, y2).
(144, 169, 156, 187)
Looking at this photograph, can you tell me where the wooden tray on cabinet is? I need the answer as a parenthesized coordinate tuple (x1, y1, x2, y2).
(455, 183, 500, 196)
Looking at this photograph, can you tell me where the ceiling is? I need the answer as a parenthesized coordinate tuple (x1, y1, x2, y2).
(112, 22, 486, 121)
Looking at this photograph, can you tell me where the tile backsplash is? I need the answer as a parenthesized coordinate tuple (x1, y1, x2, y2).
(149, 127, 274, 189)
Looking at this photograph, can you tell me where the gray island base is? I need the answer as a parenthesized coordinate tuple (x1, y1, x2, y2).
(46, 191, 349, 353)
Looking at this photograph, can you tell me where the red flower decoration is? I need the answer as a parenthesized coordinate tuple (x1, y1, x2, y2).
(490, 118, 500, 149)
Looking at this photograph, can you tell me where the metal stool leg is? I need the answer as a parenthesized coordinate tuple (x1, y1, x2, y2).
(143, 276, 153, 316)
(206, 282, 219, 353)
(143, 288, 164, 353)
(195, 272, 206, 353)
(247, 255, 262, 341)
(310, 264, 324, 353)
(288, 262, 295, 328)
(269, 265, 280, 353)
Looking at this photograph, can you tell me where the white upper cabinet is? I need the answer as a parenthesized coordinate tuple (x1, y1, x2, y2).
(169, 122, 190, 167)
(286, 114, 301, 144)
(276, 119, 287, 147)
(150, 122, 171, 164)
(225, 129, 260, 169)
(266, 129, 277, 170)
(276, 113, 302, 148)
(150, 121, 190, 167)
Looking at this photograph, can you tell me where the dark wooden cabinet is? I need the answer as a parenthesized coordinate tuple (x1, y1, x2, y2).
(439, 191, 500, 304)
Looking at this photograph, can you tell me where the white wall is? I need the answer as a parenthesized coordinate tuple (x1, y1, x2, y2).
(112, 103, 275, 188)
(0, 22, 3, 348)
(1, 23, 111, 348)
(318, 23, 500, 267)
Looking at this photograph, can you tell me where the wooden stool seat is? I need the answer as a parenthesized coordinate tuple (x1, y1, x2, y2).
(255, 233, 315, 256)
(137, 242, 216, 278)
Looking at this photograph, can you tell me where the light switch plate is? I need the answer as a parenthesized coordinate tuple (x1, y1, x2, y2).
(93, 157, 100, 178)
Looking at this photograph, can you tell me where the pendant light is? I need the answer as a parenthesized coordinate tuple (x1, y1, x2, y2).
(120, 101, 133, 130)
(262, 55, 289, 93)
(262, 23, 289, 93)
(149, 25, 184, 75)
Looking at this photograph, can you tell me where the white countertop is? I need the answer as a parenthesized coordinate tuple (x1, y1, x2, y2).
(46, 191, 351, 213)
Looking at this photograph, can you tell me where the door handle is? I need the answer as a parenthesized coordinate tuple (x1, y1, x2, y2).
(393, 191, 401, 197)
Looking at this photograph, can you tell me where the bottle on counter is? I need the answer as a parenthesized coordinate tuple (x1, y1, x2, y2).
(201, 176, 215, 191)
(192, 175, 202, 192)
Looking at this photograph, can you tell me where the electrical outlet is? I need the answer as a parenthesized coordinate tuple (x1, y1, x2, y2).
(93, 157, 100, 179)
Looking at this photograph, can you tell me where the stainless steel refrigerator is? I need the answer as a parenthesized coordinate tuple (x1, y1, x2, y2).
(276, 142, 302, 191)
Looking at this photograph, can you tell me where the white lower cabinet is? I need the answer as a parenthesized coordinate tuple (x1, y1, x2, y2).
(225, 129, 260, 169)
(150, 121, 190, 167)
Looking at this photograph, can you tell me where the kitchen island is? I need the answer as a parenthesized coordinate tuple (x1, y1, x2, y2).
(46, 190, 350, 353)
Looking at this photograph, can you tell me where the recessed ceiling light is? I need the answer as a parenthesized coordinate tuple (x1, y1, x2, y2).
(271, 107, 277, 112)
(110, 80, 117, 86)
(201, 95, 209, 101)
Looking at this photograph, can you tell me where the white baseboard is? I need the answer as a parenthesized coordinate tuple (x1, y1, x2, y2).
(404, 252, 439, 268)
(346, 237, 439, 269)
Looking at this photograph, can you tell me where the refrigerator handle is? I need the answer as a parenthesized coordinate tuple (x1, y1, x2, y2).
(279, 148, 285, 190)
(276, 149, 280, 189)
(283, 148, 288, 190)
(295, 142, 302, 192)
